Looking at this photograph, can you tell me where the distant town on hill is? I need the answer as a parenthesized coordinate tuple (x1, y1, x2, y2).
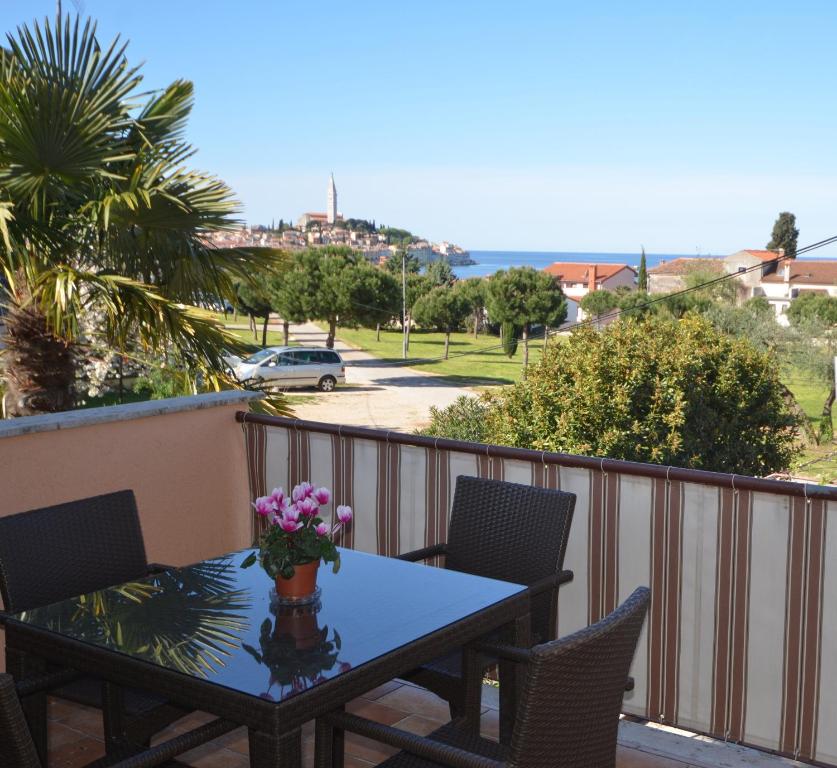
(206, 173, 474, 267)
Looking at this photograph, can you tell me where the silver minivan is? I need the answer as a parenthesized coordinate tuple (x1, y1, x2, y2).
(233, 346, 346, 391)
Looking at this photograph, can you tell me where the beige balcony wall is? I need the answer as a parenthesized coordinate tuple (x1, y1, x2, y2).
(0, 392, 258, 672)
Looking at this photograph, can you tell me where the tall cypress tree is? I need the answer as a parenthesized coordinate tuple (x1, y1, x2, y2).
(501, 321, 518, 358)
(638, 247, 648, 291)
(767, 212, 799, 259)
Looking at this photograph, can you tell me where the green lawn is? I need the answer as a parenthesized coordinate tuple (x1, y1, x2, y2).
(211, 314, 537, 385)
(325, 326, 542, 385)
(783, 367, 837, 482)
(791, 442, 837, 484)
(784, 369, 828, 430)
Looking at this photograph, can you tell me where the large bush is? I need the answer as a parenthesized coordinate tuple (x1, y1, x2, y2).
(483, 315, 798, 475)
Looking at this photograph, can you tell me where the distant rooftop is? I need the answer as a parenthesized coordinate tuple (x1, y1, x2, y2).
(648, 257, 724, 275)
(544, 262, 635, 282)
(761, 259, 837, 285)
(735, 248, 784, 262)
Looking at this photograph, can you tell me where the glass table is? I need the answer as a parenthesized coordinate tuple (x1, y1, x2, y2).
(5, 547, 530, 767)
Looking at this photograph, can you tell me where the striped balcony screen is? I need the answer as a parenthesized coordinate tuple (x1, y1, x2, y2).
(241, 416, 837, 766)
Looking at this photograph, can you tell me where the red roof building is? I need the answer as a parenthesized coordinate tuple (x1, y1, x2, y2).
(543, 263, 636, 299)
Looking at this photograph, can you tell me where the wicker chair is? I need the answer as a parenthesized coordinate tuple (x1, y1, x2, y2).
(397, 476, 576, 717)
(0, 491, 187, 756)
(0, 672, 236, 768)
(316, 586, 650, 768)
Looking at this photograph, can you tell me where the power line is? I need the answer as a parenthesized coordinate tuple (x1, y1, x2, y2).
(349, 237, 837, 368)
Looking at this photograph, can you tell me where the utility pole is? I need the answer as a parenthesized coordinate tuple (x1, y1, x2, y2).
(401, 249, 407, 359)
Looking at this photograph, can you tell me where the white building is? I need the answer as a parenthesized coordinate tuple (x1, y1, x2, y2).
(648, 250, 783, 299)
(407, 242, 435, 264)
(723, 249, 783, 299)
(757, 260, 837, 325)
(543, 262, 637, 323)
(563, 296, 580, 324)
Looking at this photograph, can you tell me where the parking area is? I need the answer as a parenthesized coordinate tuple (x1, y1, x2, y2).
(276, 322, 475, 430)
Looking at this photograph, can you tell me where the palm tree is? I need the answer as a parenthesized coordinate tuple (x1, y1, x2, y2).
(0, 15, 275, 416)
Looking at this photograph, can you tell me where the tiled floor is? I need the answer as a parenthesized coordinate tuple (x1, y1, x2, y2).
(45, 680, 793, 768)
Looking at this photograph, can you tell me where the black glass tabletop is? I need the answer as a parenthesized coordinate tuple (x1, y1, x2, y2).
(10, 548, 524, 703)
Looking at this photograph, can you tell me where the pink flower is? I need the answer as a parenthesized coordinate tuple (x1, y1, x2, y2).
(278, 516, 302, 533)
(298, 497, 318, 518)
(284, 505, 300, 523)
(253, 497, 275, 518)
(269, 487, 286, 506)
(313, 487, 331, 505)
(336, 505, 353, 524)
(292, 482, 314, 502)
(315, 522, 329, 536)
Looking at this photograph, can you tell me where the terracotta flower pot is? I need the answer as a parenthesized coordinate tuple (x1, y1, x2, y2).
(273, 612, 321, 649)
(275, 560, 320, 599)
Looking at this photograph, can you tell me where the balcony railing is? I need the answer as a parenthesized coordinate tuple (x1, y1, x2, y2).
(1, 394, 834, 767)
(240, 412, 837, 768)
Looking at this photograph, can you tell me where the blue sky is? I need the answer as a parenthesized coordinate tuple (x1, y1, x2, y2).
(2, 1, 837, 253)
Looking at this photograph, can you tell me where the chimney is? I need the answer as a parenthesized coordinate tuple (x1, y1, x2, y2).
(783, 260, 791, 283)
(588, 264, 597, 291)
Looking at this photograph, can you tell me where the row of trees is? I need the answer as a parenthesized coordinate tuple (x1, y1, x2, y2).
(235, 249, 569, 372)
(236, 247, 400, 349)
(411, 265, 567, 366)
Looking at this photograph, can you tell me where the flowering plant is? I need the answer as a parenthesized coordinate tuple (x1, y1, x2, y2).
(241, 482, 353, 580)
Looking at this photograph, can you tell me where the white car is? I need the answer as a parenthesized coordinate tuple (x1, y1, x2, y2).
(234, 346, 346, 392)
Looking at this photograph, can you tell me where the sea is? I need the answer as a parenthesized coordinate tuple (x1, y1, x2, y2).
(453, 250, 695, 279)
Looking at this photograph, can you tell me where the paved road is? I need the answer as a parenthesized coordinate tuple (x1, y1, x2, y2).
(266, 321, 476, 431)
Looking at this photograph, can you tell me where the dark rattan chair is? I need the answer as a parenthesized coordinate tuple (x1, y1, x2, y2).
(396, 476, 576, 717)
(0, 672, 236, 768)
(0, 491, 187, 755)
(316, 587, 650, 768)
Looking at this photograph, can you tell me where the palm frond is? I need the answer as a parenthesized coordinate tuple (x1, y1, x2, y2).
(0, 17, 140, 221)
(130, 79, 194, 151)
(35, 266, 236, 360)
(0, 200, 12, 251)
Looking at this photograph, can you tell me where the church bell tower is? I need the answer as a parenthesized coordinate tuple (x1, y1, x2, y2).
(327, 173, 337, 224)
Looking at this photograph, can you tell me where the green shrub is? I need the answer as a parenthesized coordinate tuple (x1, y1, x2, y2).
(133, 365, 195, 400)
(484, 315, 799, 475)
(418, 395, 491, 443)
